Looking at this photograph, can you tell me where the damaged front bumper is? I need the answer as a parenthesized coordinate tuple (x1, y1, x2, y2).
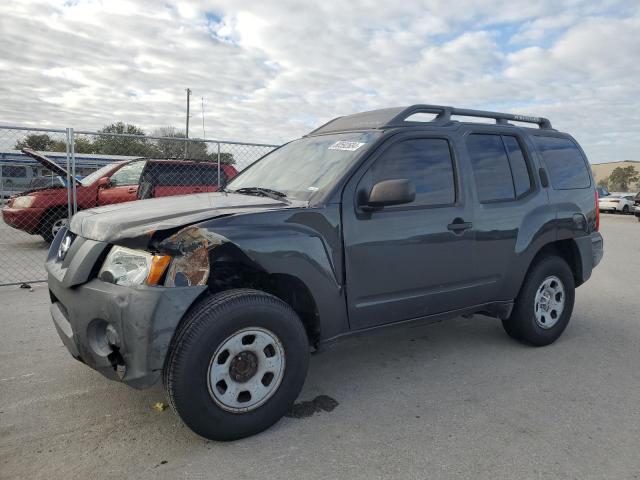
(46, 229, 206, 389)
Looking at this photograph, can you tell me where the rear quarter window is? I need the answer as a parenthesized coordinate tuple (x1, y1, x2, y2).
(533, 136, 591, 190)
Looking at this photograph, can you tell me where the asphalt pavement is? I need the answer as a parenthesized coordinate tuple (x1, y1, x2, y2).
(1, 214, 639, 479)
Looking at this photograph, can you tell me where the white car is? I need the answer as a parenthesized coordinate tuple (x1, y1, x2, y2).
(598, 194, 635, 214)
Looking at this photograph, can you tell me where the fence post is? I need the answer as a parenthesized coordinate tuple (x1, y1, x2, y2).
(217, 142, 221, 188)
(65, 128, 74, 221)
(70, 128, 77, 214)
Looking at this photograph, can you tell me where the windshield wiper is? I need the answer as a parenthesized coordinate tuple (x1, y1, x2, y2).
(231, 187, 291, 204)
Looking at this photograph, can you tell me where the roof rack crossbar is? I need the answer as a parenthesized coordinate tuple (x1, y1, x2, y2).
(387, 104, 552, 129)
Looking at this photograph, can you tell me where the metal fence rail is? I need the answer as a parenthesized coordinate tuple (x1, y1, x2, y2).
(0, 125, 278, 286)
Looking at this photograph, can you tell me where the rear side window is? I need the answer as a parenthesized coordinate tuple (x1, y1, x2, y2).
(466, 134, 532, 202)
(533, 136, 591, 189)
(369, 138, 455, 206)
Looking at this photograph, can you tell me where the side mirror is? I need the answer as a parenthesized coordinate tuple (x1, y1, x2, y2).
(363, 179, 415, 211)
(97, 177, 111, 188)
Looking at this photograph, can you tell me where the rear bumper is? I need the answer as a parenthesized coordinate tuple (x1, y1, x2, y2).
(1, 207, 45, 233)
(46, 230, 206, 389)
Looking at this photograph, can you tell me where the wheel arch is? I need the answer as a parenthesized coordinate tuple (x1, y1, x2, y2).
(527, 239, 585, 287)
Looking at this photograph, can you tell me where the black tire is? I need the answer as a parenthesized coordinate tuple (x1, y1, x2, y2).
(40, 210, 67, 243)
(164, 289, 309, 441)
(622, 205, 630, 214)
(501, 255, 575, 346)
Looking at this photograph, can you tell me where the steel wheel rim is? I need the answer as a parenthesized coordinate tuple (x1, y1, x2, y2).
(207, 327, 285, 413)
(534, 275, 565, 329)
(52, 218, 68, 237)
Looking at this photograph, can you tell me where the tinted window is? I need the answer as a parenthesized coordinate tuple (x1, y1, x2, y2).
(3, 166, 27, 177)
(369, 138, 455, 206)
(533, 136, 590, 189)
(502, 136, 531, 196)
(466, 134, 515, 202)
(146, 163, 219, 186)
(110, 160, 145, 186)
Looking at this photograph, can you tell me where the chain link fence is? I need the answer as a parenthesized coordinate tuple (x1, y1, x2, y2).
(0, 125, 278, 286)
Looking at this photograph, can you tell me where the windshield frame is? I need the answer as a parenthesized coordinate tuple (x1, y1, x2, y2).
(226, 131, 381, 204)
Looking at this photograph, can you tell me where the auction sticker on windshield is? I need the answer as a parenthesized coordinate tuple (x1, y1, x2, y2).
(328, 141, 366, 151)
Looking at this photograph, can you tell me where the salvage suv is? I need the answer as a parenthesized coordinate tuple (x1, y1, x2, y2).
(45, 105, 603, 440)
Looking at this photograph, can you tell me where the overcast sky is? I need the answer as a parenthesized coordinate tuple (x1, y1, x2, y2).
(0, 0, 638, 163)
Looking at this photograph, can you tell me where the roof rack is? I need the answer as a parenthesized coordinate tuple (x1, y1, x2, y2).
(307, 104, 552, 136)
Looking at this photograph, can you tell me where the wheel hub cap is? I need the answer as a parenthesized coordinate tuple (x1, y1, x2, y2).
(207, 327, 285, 413)
(229, 351, 258, 383)
(534, 275, 565, 329)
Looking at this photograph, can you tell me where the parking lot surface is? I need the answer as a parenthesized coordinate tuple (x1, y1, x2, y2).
(1, 214, 639, 479)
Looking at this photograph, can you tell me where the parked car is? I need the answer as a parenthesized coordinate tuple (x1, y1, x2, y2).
(2, 149, 237, 242)
(45, 105, 603, 441)
(596, 186, 610, 198)
(598, 194, 635, 214)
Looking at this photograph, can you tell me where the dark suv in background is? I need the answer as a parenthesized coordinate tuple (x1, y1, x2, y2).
(45, 105, 603, 440)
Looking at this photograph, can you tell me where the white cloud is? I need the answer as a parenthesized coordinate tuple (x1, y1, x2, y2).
(0, 0, 638, 162)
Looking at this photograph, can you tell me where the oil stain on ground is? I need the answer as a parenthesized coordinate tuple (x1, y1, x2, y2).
(286, 395, 339, 419)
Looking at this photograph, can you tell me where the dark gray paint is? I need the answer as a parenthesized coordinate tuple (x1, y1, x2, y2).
(46, 105, 603, 389)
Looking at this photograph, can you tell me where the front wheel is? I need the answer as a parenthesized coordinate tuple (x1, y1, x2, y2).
(164, 289, 309, 441)
(501, 255, 575, 346)
(622, 205, 630, 214)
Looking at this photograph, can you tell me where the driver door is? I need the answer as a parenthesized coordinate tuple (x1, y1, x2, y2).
(97, 160, 146, 205)
(342, 135, 477, 330)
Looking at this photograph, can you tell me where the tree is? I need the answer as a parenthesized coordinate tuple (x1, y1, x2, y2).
(91, 122, 156, 157)
(608, 166, 639, 192)
(597, 177, 609, 189)
(150, 127, 235, 164)
(15, 133, 65, 152)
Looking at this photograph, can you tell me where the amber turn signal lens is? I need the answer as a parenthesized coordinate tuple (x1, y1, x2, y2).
(146, 255, 171, 285)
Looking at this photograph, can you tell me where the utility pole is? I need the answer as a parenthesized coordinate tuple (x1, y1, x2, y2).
(184, 88, 191, 158)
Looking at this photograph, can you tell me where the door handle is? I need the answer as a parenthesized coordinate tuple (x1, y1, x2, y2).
(447, 219, 473, 233)
(128, 187, 136, 193)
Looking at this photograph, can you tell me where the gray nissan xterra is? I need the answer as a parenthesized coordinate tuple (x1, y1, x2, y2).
(46, 105, 603, 440)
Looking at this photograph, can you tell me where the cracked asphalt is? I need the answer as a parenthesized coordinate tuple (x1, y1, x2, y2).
(1, 214, 639, 479)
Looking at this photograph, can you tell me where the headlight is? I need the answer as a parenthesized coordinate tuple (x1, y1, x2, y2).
(98, 246, 170, 286)
(12, 196, 35, 208)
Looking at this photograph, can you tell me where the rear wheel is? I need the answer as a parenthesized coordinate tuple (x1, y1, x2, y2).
(502, 255, 575, 346)
(164, 289, 309, 441)
(622, 205, 630, 214)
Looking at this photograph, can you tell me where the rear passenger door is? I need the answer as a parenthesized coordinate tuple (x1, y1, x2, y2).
(463, 130, 547, 302)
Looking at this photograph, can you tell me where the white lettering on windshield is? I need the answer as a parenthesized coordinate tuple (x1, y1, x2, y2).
(328, 141, 365, 151)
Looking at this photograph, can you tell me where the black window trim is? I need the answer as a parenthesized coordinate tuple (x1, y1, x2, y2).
(463, 130, 536, 205)
(356, 133, 461, 213)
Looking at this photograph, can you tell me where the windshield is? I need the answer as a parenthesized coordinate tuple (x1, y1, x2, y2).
(80, 163, 122, 186)
(227, 131, 380, 201)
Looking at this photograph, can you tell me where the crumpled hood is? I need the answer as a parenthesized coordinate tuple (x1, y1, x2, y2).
(70, 192, 293, 243)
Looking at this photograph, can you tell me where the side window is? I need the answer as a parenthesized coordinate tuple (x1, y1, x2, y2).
(368, 138, 455, 206)
(466, 134, 516, 202)
(4, 166, 27, 177)
(199, 165, 220, 185)
(110, 160, 145, 186)
(466, 134, 533, 202)
(502, 136, 531, 196)
(533, 136, 591, 189)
